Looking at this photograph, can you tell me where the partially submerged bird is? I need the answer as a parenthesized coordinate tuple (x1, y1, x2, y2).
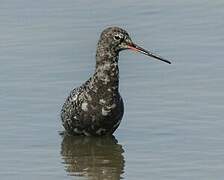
(61, 27, 171, 136)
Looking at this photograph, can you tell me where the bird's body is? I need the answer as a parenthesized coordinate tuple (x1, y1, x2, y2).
(61, 27, 171, 136)
(61, 56, 124, 136)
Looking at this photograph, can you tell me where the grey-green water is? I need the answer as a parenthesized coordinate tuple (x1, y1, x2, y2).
(1, 0, 224, 179)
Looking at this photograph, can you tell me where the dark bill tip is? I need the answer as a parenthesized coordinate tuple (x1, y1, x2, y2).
(127, 43, 171, 64)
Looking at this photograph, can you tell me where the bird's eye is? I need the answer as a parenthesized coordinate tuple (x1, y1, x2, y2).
(114, 34, 122, 41)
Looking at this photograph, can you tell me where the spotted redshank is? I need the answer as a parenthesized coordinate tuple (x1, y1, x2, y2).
(61, 27, 171, 136)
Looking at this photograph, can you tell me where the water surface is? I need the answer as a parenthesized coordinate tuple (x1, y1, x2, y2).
(1, 0, 224, 179)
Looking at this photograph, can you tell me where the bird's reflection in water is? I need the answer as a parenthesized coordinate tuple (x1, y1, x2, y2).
(60, 133, 125, 180)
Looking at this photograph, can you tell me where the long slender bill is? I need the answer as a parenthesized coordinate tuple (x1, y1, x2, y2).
(127, 43, 171, 64)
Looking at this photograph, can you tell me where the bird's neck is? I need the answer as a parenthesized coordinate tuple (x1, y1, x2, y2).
(91, 48, 120, 93)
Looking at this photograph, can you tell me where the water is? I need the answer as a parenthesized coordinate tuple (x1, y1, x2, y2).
(1, 0, 224, 179)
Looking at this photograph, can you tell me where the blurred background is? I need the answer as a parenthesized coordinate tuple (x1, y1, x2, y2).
(0, 0, 224, 179)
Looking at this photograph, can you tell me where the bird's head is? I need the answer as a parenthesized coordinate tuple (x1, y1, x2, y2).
(98, 27, 171, 64)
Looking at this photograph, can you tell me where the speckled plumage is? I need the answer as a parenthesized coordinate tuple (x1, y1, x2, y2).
(61, 27, 171, 136)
